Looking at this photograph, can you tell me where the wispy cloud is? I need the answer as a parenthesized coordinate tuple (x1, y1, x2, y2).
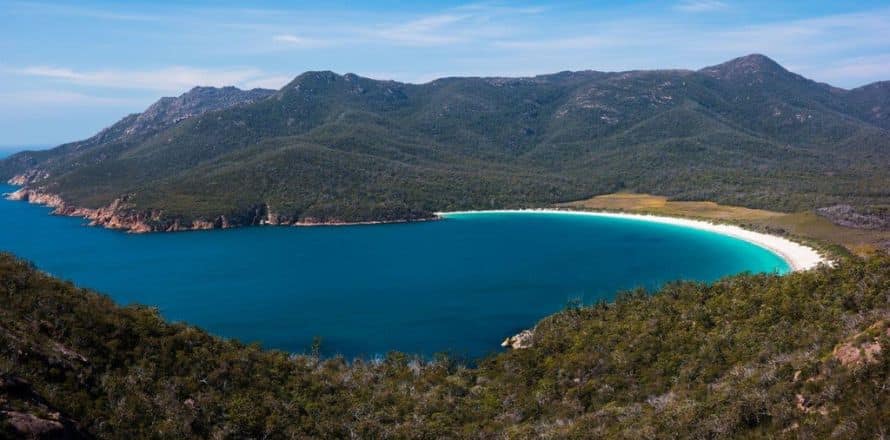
(8, 1, 162, 22)
(453, 3, 548, 16)
(709, 9, 890, 60)
(272, 34, 332, 48)
(261, 3, 535, 49)
(488, 8, 890, 65)
(674, 0, 729, 13)
(5, 2, 890, 91)
(11, 66, 278, 92)
(372, 14, 474, 45)
(809, 54, 890, 84)
(0, 90, 141, 106)
(240, 75, 292, 90)
(494, 36, 615, 50)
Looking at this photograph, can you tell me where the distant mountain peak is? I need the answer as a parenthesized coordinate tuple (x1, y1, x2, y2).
(133, 86, 274, 131)
(286, 70, 342, 86)
(853, 80, 890, 92)
(733, 53, 779, 64)
(55, 86, 276, 151)
(699, 54, 790, 80)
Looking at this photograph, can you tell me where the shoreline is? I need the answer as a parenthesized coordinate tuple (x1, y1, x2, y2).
(0, 184, 828, 271)
(436, 209, 828, 272)
(3, 185, 438, 232)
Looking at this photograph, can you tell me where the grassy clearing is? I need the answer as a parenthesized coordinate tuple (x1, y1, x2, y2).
(561, 193, 890, 258)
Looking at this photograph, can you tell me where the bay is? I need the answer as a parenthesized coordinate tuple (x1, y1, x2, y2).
(0, 185, 787, 359)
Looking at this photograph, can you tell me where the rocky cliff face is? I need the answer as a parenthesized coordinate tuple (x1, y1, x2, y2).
(6, 185, 246, 233)
(5, 182, 434, 233)
(7, 186, 157, 233)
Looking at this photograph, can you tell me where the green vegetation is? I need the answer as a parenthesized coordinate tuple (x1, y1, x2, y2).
(2, 53, 889, 438)
(2, 54, 889, 228)
(3, 253, 889, 438)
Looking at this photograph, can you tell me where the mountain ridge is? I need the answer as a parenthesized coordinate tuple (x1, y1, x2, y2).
(3, 54, 889, 232)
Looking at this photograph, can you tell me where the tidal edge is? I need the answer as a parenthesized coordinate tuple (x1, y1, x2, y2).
(437, 209, 829, 272)
(4, 181, 827, 272)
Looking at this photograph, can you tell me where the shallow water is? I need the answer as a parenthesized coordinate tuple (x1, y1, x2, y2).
(0, 185, 787, 359)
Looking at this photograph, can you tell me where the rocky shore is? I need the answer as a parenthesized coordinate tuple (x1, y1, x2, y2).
(8, 187, 166, 233)
(5, 180, 437, 233)
(501, 329, 534, 349)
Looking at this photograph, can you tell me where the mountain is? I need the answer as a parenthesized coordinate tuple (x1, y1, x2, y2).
(0, 86, 274, 185)
(3, 252, 889, 437)
(2, 54, 889, 232)
(846, 81, 890, 130)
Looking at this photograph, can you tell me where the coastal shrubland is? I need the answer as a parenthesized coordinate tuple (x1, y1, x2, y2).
(2, 252, 889, 438)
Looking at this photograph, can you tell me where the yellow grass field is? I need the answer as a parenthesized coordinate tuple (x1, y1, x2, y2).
(560, 194, 890, 257)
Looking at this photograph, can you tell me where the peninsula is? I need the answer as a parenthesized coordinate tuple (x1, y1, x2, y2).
(3, 54, 889, 236)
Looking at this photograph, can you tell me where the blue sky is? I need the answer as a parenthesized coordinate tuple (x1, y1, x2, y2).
(1, 0, 889, 147)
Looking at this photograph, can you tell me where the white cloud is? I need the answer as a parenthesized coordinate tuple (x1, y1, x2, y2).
(702, 9, 890, 64)
(372, 14, 474, 45)
(11, 66, 279, 93)
(0, 90, 141, 106)
(485, 8, 890, 72)
(262, 4, 527, 49)
(453, 3, 548, 16)
(272, 34, 331, 48)
(807, 54, 890, 85)
(240, 75, 292, 90)
(8, 1, 162, 22)
(674, 0, 728, 13)
(7, 2, 890, 91)
(494, 36, 615, 50)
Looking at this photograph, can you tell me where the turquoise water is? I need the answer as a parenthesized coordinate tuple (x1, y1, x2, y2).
(0, 184, 787, 359)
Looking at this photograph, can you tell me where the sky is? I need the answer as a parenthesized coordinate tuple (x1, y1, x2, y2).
(1, 0, 889, 148)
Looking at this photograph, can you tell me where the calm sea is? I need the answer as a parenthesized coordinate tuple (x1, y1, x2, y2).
(0, 185, 787, 359)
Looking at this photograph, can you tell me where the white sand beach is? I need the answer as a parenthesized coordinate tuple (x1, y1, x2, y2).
(436, 209, 828, 272)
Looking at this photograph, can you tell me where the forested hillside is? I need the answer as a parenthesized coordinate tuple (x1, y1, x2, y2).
(3, 54, 889, 231)
(2, 253, 888, 438)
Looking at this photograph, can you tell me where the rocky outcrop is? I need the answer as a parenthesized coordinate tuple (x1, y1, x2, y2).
(5, 184, 436, 233)
(832, 320, 889, 368)
(5, 186, 242, 233)
(8, 174, 28, 185)
(2, 411, 81, 439)
(833, 340, 882, 367)
(816, 204, 890, 230)
(1, 375, 88, 439)
(501, 329, 534, 349)
(7, 170, 49, 186)
(6, 187, 156, 233)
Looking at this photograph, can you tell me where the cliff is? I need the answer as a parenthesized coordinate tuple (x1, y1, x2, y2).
(5, 183, 436, 233)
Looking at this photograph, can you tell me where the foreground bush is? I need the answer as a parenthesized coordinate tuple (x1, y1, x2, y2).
(1, 253, 888, 438)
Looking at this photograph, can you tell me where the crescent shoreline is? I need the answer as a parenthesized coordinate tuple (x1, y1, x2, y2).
(436, 209, 828, 272)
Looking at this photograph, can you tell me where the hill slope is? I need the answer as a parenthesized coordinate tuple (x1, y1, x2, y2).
(3, 54, 889, 231)
(2, 253, 889, 438)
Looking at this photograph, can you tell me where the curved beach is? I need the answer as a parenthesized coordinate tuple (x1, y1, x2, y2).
(437, 209, 828, 272)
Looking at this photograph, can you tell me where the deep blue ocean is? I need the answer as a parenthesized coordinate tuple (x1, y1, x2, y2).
(0, 184, 787, 359)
